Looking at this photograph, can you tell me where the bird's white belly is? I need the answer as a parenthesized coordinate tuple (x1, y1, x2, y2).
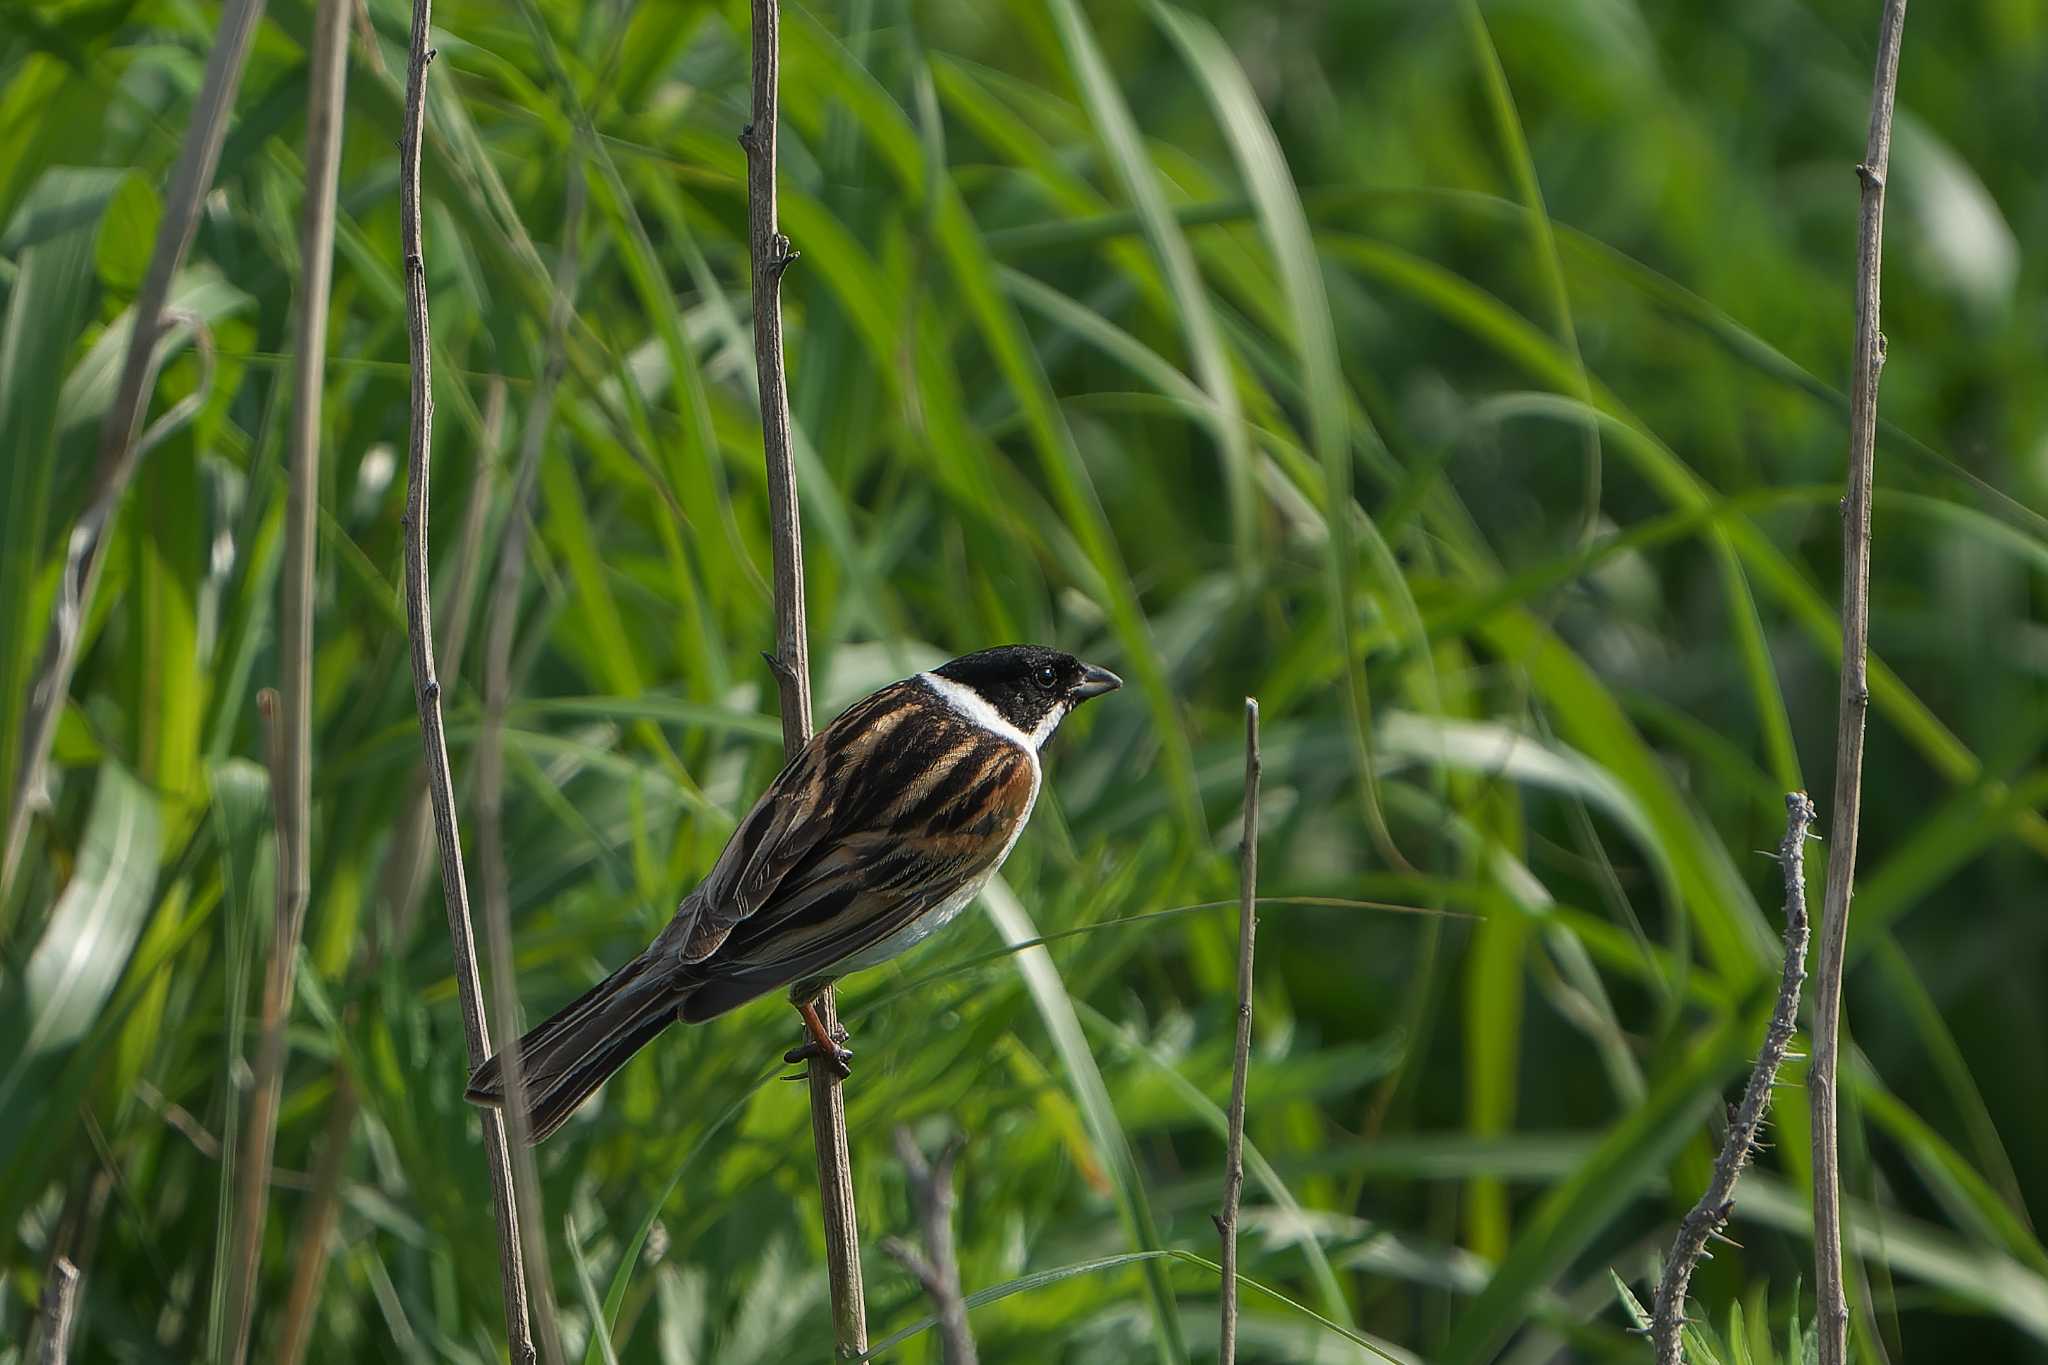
(834, 871, 991, 975)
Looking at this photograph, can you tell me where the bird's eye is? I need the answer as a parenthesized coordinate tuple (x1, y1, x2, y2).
(1034, 664, 1059, 691)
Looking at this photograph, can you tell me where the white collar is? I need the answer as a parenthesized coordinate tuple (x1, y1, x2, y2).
(918, 671, 1060, 752)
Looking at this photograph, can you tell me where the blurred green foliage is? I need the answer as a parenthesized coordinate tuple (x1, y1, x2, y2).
(1, 0, 2044, 1361)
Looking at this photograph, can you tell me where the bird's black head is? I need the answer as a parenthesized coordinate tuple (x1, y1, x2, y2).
(932, 644, 1121, 747)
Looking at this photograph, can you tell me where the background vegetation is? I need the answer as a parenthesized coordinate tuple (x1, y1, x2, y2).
(3, 0, 2044, 1361)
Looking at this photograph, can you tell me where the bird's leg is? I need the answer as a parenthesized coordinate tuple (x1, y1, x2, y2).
(784, 995, 854, 1078)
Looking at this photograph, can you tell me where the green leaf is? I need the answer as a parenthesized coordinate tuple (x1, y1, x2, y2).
(1454, 0, 1605, 545)
(9, 762, 161, 1061)
(1443, 1006, 1755, 1365)
(1150, 0, 1430, 873)
(0, 762, 162, 1226)
(204, 757, 270, 1362)
(784, 8, 1205, 842)
(982, 877, 1190, 1365)
(1073, 1000, 1364, 1337)
(1046, 0, 1254, 576)
(0, 183, 98, 919)
(1478, 609, 1771, 976)
(1610, 1268, 1650, 1329)
(55, 264, 250, 433)
(93, 170, 161, 294)
(1729, 1301, 1753, 1365)
(566, 1216, 622, 1365)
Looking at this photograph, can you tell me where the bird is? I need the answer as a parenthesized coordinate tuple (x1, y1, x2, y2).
(466, 644, 1122, 1141)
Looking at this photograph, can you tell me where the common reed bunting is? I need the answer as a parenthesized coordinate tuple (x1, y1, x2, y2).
(468, 645, 1121, 1141)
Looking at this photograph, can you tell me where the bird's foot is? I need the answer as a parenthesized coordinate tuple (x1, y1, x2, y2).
(785, 997, 854, 1079)
(782, 1031, 854, 1079)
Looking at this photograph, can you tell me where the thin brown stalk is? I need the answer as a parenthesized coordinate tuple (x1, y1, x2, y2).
(881, 1130, 977, 1365)
(37, 1256, 80, 1365)
(472, 165, 588, 1365)
(0, 0, 267, 903)
(386, 379, 502, 954)
(397, 4, 547, 1361)
(223, 4, 346, 1356)
(277, 378, 505, 1365)
(225, 689, 289, 1361)
(743, 8, 811, 754)
(802, 985, 866, 1356)
(741, 0, 865, 1355)
(34, 1167, 109, 1365)
(1811, 6, 1908, 1362)
(1217, 699, 1260, 1365)
(349, 0, 387, 77)
(1652, 792, 1816, 1362)
(274, 1077, 356, 1365)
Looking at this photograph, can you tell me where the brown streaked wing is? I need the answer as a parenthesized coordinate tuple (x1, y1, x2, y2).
(704, 736, 1036, 982)
(671, 679, 944, 963)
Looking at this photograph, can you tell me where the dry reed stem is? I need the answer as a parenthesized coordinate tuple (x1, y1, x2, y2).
(1810, 5, 1908, 1361)
(38, 1256, 80, 1365)
(274, 1078, 356, 1365)
(221, 3, 346, 1355)
(397, 2, 549, 1358)
(1651, 792, 1816, 1362)
(1217, 699, 1260, 1364)
(741, 0, 866, 1354)
(881, 1130, 977, 1365)
(275, 379, 505, 1365)
(473, 165, 588, 1365)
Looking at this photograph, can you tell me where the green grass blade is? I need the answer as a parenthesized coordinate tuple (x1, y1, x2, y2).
(0, 761, 163, 1226)
(982, 876, 1189, 1365)
(204, 757, 271, 1361)
(1073, 1000, 1362, 1340)
(783, 9, 1205, 840)
(1454, 0, 1603, 541)
(1151, 0, 1437, 874)
(1443, 1004, 1756, 1365)
(1736, 1175, 2048, 1344)
(0, 177, 98, 924)
(1044, 0, 1255, 578)
(860, 1252, 1170, 1360)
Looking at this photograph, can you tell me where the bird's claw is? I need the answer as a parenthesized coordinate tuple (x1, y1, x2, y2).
(783, 1032, 854, 1078)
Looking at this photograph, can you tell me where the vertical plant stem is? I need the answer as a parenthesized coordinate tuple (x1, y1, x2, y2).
(222, 3, 346, 1356)
(274, 1076, 354, 1365)
(741, 1, 865, 1354)
(743, 0, 811, 756)
(1, 0, 267, 902)
(881, 1130, 977, 1365)
(802, 981, 866, 1356)
(1217, 698, 1260, 1365)
(1652, 792, 1816, 1363)
(1811, 6, 1908, 1363)
(277, 380, 506, 1365)
(474, 164, 587, 1365)
(279, 0, 345, 980)
(1455, 0, 1602, 543)
(37, 1256, 80, 1365)
(228, 689, 290, 1362)
(36, 1169, 109, 1365)
(397, 4, 546, 1360)
(385, 398, 501, 954)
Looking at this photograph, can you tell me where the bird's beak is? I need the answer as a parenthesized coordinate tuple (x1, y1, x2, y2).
(1073, 663, 1122, 701)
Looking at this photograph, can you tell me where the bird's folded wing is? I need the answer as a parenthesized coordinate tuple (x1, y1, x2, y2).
(675, 689, 1035, 978)
(668, 680, 920, 963)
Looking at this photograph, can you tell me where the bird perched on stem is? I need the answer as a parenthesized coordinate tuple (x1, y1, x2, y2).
(468, 645, 1121, 1141)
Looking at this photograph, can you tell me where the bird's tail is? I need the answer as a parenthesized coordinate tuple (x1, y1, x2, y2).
(466, 951, 683, 1143)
